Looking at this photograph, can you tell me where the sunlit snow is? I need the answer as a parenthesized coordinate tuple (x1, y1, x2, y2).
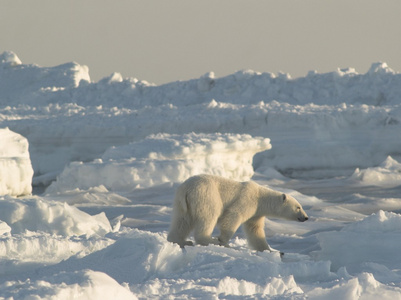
(1, 51, 401, 299)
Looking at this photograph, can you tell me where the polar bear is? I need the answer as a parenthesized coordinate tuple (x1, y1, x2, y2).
(167, 174, 308, 251)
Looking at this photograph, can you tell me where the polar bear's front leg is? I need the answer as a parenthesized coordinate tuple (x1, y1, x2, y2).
(243, 217, 272, 252)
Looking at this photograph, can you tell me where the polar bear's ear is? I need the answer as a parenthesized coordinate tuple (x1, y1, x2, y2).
(282, 194, 287, 202)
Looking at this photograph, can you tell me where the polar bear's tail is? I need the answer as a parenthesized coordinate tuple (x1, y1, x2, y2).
(167, 185, 193, 247)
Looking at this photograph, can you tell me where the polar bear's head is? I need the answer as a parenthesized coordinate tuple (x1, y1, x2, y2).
(279, 194, 309, 222)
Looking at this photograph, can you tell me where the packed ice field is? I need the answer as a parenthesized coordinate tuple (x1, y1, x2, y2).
(1, 50, 401, 299)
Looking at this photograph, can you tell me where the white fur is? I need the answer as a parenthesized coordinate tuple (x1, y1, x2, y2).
(167, 174, 308, 251)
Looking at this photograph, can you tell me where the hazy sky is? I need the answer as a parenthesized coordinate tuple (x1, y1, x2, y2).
(1, 0, 400, 84)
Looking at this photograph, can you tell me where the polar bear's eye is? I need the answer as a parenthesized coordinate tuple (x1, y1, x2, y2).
(296, 207, 301, 210)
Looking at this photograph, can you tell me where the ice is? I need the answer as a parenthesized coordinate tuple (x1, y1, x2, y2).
(1, 51, 401, 298)
(0, 51, 21, 67)
(314, 211, 401, 273)
(308, 272, 401, 300)
(216, 275, 302, 297)
(31, 229, 330, 298)
(0, 196, 112, 236)
(0, 195, 115, 277)
(0, 221, 11, 236)
(350, 156, 401, 188)
(0, 128, 33, 196)
(47, 133, 271, 193)
(0, 51, 90, 106)
(0, 232, 113, 266)
(1, 51, 401, 182)
(0, 270, 136, 300)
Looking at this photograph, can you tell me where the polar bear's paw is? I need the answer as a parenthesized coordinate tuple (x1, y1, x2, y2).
(181, 240, 194, 248)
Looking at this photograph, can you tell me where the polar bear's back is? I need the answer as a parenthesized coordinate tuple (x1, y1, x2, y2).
(178, 175, 247, 214)
(185, 174, 243, 197)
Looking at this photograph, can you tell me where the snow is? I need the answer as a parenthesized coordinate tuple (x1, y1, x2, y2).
(1, 51, 401, 298)
(350, 156, 401, 188)
(47, 133, 271, 192)
(314, 210, 401, 274)
(0, 197, 112, 236)
(0, 270, 136, 300)
(0, 128, 33, 196)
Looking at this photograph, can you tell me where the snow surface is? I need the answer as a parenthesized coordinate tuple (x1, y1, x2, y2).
(1, 51, 401, 298)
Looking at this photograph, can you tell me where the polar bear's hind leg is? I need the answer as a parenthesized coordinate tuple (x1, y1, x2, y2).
(167, 214, 194, 247)
(193, 212, 220, 246)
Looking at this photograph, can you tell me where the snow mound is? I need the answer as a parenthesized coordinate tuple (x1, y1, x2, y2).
(0, 233, 113, 275)
(37, 229, 332, 298)
(314, 211, 401, 272)
(102, 132, 271, 162)
(0, 128, 33, 196)
(0, 51, 21, 67)
(345, 210, 401, 233)
(136, 275, 303, 299)
(215, 275, 302, 298)
(350, 156, 401, 188)
(47, 133, 271, 192)
(40, 229, 185, 285)
(0, 221, 11, 235)
(0, 51, 90, 106)
(0, 270, 136, 300)
(308, 272, 401, 300)
(0, 196, 112, 236)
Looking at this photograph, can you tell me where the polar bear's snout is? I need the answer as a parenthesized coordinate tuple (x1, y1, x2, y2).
(297, 210, 309, 222)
